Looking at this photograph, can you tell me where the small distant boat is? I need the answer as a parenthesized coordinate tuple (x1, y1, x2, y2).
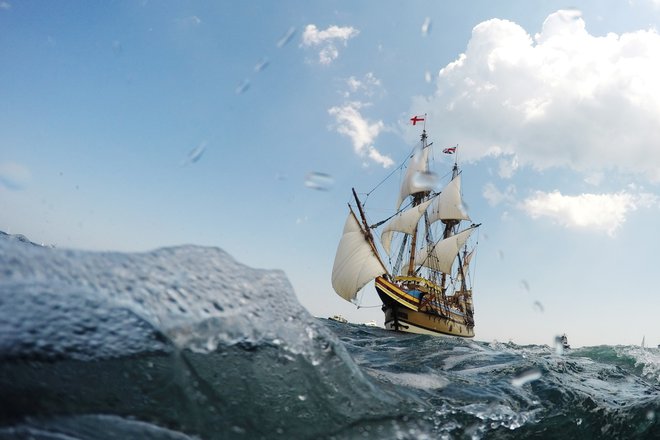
(362, 320, 378, 327)
(328, 315, 348, 324)
(560, 334, 570, 350)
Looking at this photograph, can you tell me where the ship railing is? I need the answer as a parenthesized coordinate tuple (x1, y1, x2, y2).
(394, 275, 442, 293)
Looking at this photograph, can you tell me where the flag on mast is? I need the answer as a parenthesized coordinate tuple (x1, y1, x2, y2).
(410, 115, 425, 125)
(443, 146, 457, 154)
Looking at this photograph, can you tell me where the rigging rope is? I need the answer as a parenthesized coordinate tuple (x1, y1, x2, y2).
(363, 141, 421, 199)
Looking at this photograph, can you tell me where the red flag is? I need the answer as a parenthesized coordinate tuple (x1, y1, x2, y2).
(443, 147, 456, 154)
(410, 115, 425, 125)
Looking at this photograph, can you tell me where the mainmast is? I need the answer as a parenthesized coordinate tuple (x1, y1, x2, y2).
(406, 129, 429, 276)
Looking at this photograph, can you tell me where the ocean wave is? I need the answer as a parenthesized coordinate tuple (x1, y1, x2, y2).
(1, 232, 659, 439)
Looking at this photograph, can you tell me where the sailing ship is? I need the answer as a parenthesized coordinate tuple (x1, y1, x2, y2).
(331, 117, 480, 337)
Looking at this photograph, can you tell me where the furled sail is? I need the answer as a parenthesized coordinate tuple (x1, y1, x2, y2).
(380, 198, 433, 255)
(396, 145, 431, 209)
(332, 211, 388, 302)
(416, 227, 476, 274)
(427, 174, 470, 224)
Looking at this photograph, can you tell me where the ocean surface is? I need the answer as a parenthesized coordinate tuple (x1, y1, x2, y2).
(1, 232, 659, 439)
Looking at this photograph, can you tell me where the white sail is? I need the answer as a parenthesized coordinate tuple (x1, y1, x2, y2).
(396, 145, 431, 209)
(416, 227, 476, 274)
(380, 199, 433, 255)
(332, 211, 387, 302)
(427, 174, 470, 224)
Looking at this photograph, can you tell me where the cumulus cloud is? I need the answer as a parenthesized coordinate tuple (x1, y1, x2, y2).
(520, 190, 657, 235)
(328, 102, 393, 168)
(0, 2, 11, 10)
(412, 9, 660, 181)
(301, 24, 359, 64)
(0, 162, 31, 190)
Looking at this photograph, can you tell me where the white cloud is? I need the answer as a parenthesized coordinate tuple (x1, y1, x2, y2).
(0, 2, 10, 10)
(520, 190, 657, 235)
(177, 16, 201, 27)
(483, 182, 517, 206)
(584, 171, 604, 186)
(328, 102, 393, 168)
(413, 9, 660, 182)
(0, 162, 31, 190)
(301, 24, 359, 65)
(344, 72, 381, 98)
(498, 154, 519, 178)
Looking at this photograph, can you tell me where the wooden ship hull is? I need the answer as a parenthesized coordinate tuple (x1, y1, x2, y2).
(375, 276, 474, 337)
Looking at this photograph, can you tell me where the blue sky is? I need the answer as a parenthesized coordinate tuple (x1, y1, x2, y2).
(2, 1, 660, 347)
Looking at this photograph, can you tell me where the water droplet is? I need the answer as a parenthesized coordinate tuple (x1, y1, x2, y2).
(411, 171, 438, 191)
(498, 250, 504, 260)
(276, 27, 296, 48)
(532, 300, 544, 313)
(421, 17, 432, 36)
(304, 172, 334, 191)
(554, 335, 565, 355)
(511, 368, 542, 387)
(112, 40, 122, 55)
(235, 79, 250, 94)
(520, 280, 530, 292)
(254, 57, 270, 72)
(559, 9, 582, 23)
(646, 410, 655, 421)
(576, 418, 583, 425)
(183, 141, 207, 165)
(297, 394, 307, 401)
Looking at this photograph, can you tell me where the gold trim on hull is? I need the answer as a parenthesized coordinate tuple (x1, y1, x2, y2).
(375, 276, 474, 338)
(382, 304, 474, 337)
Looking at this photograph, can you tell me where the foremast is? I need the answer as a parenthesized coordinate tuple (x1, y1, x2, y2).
(352, 187, 388, 273)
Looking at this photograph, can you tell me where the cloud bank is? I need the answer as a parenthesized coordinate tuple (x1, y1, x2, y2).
(414, 9, 660, 181)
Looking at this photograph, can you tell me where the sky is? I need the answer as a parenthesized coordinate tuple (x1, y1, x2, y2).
(2, 1, 660, 348)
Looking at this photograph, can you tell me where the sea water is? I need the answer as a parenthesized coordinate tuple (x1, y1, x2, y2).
(1, 232, 658, 439)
